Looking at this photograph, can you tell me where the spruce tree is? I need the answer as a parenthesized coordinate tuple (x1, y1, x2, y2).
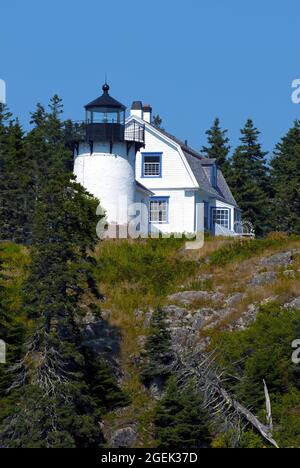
(0, 247, 25, 424)
(229, 119, 270, 236)
(269, 120, 300, 233)
(202, 118, 231, 177)
(141, 308, 174, 388)
(154, 378, 211, 448)
(152, 115, 163, 129)
(0, 105, 33, 243)
(0, 97, 127, 448)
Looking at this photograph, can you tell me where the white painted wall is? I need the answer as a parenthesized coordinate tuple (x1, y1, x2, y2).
(74, 141, 136, 225)
(149, 189, 196, 235)
(136, 126, 197, 190)
(134, 189, 150, 237)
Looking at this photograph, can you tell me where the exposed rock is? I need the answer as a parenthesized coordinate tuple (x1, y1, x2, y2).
(260, 251, 293, 267)
(260, 296, 279, 306)
(134, 309, 144, 321)
(78, 310, 102, 326)
(168, 290, 224, 306)
(284, 297, 300, 310)
(230, 303, 259, 331)
(101, 309, 113, 321)
(137, 335, 147, 348)
(111, 427, 137, 448)
(149, 377, 165, 400)
(81, 318, 121, 361)
(250, 271, 277, 287)
(164, 305, 189, 321)
(283, 270, 296, 279)
(225, 293, 245, 307)
(144, 312, 153, 328)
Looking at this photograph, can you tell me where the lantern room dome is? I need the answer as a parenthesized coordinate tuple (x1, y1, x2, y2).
(85, 84, 126, 110)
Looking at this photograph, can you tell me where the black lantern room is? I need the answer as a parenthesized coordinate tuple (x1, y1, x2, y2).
(84, 83, 126, 142)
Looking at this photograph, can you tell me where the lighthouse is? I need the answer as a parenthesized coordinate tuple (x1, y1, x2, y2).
(72, 83, 146, 226)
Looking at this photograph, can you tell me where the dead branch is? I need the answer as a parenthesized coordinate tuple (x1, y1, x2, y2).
(171, 349, 279, 448)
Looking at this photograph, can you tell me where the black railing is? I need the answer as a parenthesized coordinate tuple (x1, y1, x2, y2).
(125, 120, 145, 144)
(66, 120, 145, 145)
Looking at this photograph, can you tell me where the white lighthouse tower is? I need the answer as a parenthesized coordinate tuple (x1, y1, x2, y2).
(73, 83, 145, 226)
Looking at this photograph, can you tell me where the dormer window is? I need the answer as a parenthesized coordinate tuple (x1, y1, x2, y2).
(142, 153, 162, 178)
(202, 162, 218, 188)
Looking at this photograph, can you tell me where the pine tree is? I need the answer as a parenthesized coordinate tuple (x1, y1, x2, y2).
(269, 120, 300, 233)
(0, 98, 127, 448)
(229, 119, 270, 236)
(141, 308, 174, 388)
(202, 118, 231, 177)
(0, 105, 33, 243)
(152, 115, 163, 129)
(154, 378, 211, 448)
(0, 248, 25, 424)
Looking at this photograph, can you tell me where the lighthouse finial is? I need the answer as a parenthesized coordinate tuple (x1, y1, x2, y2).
(102, 78, 110, 95)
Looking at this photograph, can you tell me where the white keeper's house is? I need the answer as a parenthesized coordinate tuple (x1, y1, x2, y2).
(72, 84, 240, 237)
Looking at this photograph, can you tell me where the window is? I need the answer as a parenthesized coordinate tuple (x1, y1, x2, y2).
(150, 197, 169, 224)
(142, 153, 162, 177)
(212, 208, 230, 230)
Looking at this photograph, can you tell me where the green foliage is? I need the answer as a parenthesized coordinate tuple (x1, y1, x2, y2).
(208, 237, 292, 266)
(154, 378, 211, 448)
(152, 115, 163, 129)
(141, 308, 174, 387)
(270, 120, 300, 234)
(85, 352, 131, 413)
(214, 302, 300, 447)
(202, 117, 231, 177)
(96, 237, 197, 297)
(0, 105, 34, 244)
(0, 243, 29, 423)
(238, 430, 265, 449)
(229, 119, 270, 236)
(0, 97, 127, 448)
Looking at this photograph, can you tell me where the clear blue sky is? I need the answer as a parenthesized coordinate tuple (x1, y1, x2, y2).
(1, 0, 300, 155)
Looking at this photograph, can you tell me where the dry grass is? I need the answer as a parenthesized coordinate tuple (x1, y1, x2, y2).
(93, 236, 300, 446)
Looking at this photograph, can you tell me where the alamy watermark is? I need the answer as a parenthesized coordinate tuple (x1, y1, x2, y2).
(292, 340, 300, 365)
(95, 196, 253, 250)
(96, 197, 205, 250)
(0, 340, 6, 364)
(0, 79, 6, 104)
(291, 79, 300, 104)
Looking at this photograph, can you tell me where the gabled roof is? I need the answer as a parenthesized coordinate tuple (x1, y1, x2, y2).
(151, 125, 238, 207)
(183, 152, 218, 197)
(216, 170, 238, 207)
(127, 115, 238, 207)
(152, 125, 203, 159)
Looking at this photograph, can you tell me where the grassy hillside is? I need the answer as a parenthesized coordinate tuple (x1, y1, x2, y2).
(94, 234, 300, 447)
(1, 235, 300, 447)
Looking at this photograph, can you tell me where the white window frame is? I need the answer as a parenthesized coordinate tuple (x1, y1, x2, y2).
(149, 197, 169, 224)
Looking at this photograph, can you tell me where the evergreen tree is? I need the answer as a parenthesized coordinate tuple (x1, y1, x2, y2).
(229, 119, 270, 236)
(0, 98, 127, 448)
(0, 105, 33, 243)
(269, 120, 300, 233)
(0, 251, 25, 424)
(154, 378, 211, 448)
(152, 115, 163, 129)
(202, 118, 231, 177)
(141, 308, 174, 388)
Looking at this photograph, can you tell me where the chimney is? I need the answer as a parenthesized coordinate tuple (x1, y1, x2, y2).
(130, 101, 143, 119)
(143, 104, 152, 123)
